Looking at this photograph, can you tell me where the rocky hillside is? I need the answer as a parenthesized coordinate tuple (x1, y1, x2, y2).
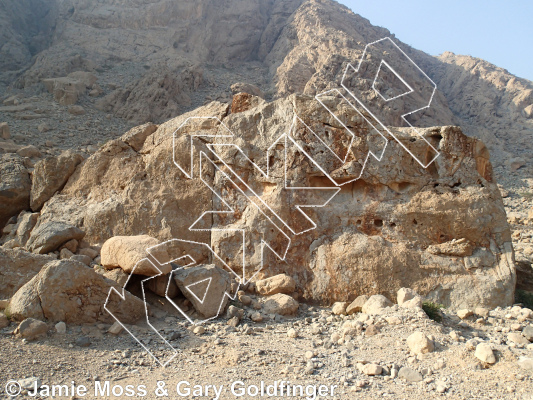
(1, 0, 532, 170)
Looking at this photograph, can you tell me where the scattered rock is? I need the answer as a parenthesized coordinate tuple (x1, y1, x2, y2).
(331, 302, 348, 315)
(108, 321, 123, 335)
(26, 221, 85, 254)
(346, 295, 368, 315)
(475, 343, 496, 364)
(16, 145, 42, 158)
(362, 295, 393, 314)
(407, 331, 435, 354)
(522, 325, 533, 342)
(457, 309, 474, 319)
(287, 328, 298, 338)
(362, 364, 382, 376)
(193, 326, 205, 335)
(15, 318, 48, 340)
(263, 294, 299, 316)
(255, 274, 296, 296)
(508, 332, 529, 345)
(398, 367, 422, 382)
(397, 288, 418, 305)
(55, 321, 66, 334)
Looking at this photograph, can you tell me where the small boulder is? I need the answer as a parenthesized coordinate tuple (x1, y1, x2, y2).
(0, 312, 9, 328)
(71, 254, 92, 266)
(346, 295, 368, 315)
(401, 296, 423, 309)
(255, 274, 296, 296)
(8, 259, 144, 324)
(362, 364, 382, 376)
(15, 318, 48, 340)
(173, 264, 232, 318)
(230, 82, 264, 98)
(457, 309, 474, 319)
(26, 221, 85, 254)
(508, 332, 529, 345)
(522, 325, 533, 342)
(475, 343, 496, 364)
(397, 288, 418, 305)
(55, 321, 66, 334)
(100, 235, 171, 276)
(147, 273, 179, 298)
(263, 293, 299, 316)
(398, 367, 422, 382)
(332, 302, 348, 315)
(407, 331, 435, 354)
(362, 295, 392, 314)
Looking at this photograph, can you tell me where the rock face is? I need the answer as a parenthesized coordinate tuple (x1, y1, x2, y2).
(0, 154, 31, 228)
(34, 93, 516, 309)
(30, 150, 84, 211)
(8, 259, 144, 324)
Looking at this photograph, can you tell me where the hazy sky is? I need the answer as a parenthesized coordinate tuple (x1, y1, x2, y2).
(339, 0, 533, 81)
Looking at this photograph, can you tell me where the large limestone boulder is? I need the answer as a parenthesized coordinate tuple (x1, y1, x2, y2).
(26, 221, 85, 254)
(30, 150, 84, 211)
(0, 154, 31, 228)
(7, 259, 144, 324)
(0, 247, 55, 298)
(100, 235, 171, 276)
(35, 95, 516, 309)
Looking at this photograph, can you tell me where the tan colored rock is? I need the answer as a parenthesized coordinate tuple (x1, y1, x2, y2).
(173, 264, 232, 319)
(0, 154, 31, 228)
(16, 145, 42, 158)
(0, 247, 55, 298)
(362, 295, 393, 314)
(30, 150, 84, 211)
(255, 274, 296, 296)
(508, 332, 529, 345)
(402, 296, 423, 309)
(346, 295, 368, 315)
(230, 82, 264, 98)
(108, 321, 123, 335)
(263, 293, 299, 316)
(407, 331, 435, 355)
(0, 122, 10, 140)
(100, 235, 171, 276)
(362, 364, 382, 376)
(15, 318, 48, 340)
(26, 221, 85, 254)
(78, 247, 98, 259)
(457, 309, 474, 319)
(34, 93, 515, 309)
(0, 313, 9, 329)
(14, 211, 39, 247)
(475, 343, 496, 364)
(331, 302, 348, 315)
(397, 288, 419, 305)
(68, 105, 85, 115)
(8, 259, 144, 324)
